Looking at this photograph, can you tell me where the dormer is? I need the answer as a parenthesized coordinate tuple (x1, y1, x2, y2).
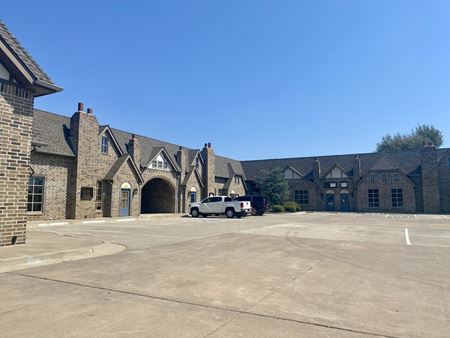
(146, 148, 179, 172)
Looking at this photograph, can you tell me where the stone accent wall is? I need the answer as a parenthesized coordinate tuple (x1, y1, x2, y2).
(28, 152, 74, 221)
(356, 170, 416, 213)
(0, 84, 33, 246)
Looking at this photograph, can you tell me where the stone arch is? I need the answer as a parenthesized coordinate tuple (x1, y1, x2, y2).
(141, 177, 175, 213)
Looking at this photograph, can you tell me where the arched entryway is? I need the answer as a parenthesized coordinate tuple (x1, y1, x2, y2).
(141, 178, 175, 213)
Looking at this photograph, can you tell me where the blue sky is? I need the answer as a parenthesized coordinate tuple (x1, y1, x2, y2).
(3, 0, 450, 160)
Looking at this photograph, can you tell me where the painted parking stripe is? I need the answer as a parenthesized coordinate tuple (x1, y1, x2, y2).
(116, 218, 136, 222)
(38, 222, 68, 227)
(405, 228, 411, 246)
(82, 220, 106, 224)
(442, 215, 449, 219)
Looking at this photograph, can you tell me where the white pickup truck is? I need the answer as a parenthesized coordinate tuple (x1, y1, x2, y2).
(189, 196, 252, 218)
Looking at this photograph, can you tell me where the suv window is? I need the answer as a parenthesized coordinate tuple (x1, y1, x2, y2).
(224, 197, 232, 202)
(210, 197, 222, 202)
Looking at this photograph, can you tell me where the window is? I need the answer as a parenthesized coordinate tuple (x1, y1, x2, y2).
(27, 176, 44, 212)
(218, 188, 227, 196)
(96, 181, 103, 211)
(370, 174, 375, 183)
(391, 188, 404, 208)
(294, 190, 309, 205)
(101, 135, 108, 154)
(368, 189, 379, 208)
(394, 174, 399, 182)
(340, 182, 348, 188)
(329, 182, 337, 188)
(189, 191, 197, 203)
(234, 176, 240, 185)
(150, 154, 170, 171)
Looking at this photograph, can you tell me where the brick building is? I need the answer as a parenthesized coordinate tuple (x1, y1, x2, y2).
(28, 108, 246, 221)
(1, 20, 450, 246)
(0, 21, 61, 246)
(242, 146, 450, 214)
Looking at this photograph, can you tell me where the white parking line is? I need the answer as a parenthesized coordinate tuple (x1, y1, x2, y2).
(38, 222, 68, 227)
(82, 220, 106, 224)
(116, 218, 136, 222)
(442, 215, 449, 219)
(405, 228, 411, 246)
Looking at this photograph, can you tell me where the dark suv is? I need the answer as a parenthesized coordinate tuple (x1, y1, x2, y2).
(234, 195, 267, 216)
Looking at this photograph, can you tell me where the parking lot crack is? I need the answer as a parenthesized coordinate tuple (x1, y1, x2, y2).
(7, 272, 399, 338)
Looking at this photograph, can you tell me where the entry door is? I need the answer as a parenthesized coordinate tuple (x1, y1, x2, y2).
(340, 193, 350, 212)
(326, 194, 335, 211)
(120, 189, 131, 217)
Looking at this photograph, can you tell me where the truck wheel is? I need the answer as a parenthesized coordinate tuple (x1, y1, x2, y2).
(190, 208, 199, 217)
(226, 208, 235, 218)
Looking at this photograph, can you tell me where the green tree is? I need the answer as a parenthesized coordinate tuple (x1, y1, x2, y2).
(255, 168, 289, 205)
(376, 124, 444, 152)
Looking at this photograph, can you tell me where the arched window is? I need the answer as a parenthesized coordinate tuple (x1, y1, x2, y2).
(189, 187, 197, 203)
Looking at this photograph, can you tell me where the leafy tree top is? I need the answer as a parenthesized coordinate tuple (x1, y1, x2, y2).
(376, 124, 443, 152)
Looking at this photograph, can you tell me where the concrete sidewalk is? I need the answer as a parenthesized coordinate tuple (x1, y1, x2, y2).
(0, 230, 125, 273)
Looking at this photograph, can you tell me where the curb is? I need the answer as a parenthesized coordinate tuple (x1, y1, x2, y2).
(28, 214, 188, 228)
(0, 240, 126, 273)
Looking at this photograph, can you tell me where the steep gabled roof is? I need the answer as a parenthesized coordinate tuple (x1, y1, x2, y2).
(144, 146, 181, 172)
(0, 21, 61, 96)
(104, 154, 143, 183)
(32, 109, 75, 157)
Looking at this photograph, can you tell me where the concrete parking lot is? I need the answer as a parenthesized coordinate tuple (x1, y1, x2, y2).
(1, 212, 450, 337)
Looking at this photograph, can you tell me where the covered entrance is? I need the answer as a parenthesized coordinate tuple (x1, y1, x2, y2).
(141, 178, 175, 213)
(339, 190, 351, 212)
(325, 190, 335, 211)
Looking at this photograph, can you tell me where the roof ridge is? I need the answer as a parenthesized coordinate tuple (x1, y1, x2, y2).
(241, 147, 450, 163)
(0, 20, 52, 83)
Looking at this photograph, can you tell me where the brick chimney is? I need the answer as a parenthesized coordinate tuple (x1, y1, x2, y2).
(313, 157, 321, 184)
(69, 102, 100, 219)
(421, 143, 440, 213)
(353, 155, 361, 182)
(129, 134, 141, 170)
(177, 146, 185, 172)
(201, 142, 215, 197)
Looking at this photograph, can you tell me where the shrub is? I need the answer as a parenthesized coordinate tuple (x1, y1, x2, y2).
(271, 205, 284, 213)
(284, 206, 297, 212)
(283, 201, 300, 212)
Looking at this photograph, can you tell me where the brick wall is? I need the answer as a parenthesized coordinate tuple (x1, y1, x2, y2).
(421, 146, 441, 214)
(0, 84, 33, 245)
(356, 170, 416, 213)
(110, 160, 140, 217)
(28, 152, 74, 220)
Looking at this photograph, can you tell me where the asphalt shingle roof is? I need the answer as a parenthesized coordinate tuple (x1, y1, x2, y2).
(32, 110, 75, 157)
(0, 21, 54, 86)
